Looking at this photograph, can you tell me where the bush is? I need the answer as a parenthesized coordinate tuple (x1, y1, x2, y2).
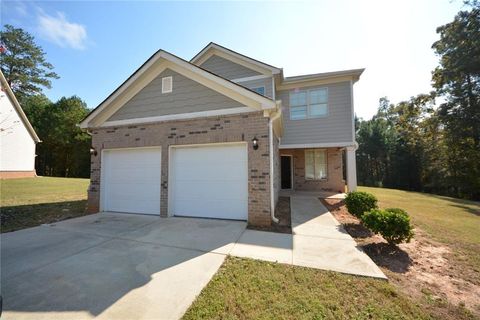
(344, 191, 378, 217)
(361, 208, 414, 245)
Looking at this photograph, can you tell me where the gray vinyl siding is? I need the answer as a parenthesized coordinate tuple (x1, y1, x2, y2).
(200, 55, 261, 80)
(237, 78, 273, 99)
(278, 81, 354, 145)
(108, 69, 244, 121)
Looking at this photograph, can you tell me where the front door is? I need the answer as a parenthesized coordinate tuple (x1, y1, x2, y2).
(281, 156, 292, 189)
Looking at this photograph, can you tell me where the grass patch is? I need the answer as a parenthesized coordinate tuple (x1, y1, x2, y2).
(359, 186, 480, 282)
(1, 177, 90, 232)
(184, 257, 432, 320)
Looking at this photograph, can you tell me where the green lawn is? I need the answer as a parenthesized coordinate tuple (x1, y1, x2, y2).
(184, 257, 442, 320)
(0, 177, 90, 232)
(359, 186, 480, 281)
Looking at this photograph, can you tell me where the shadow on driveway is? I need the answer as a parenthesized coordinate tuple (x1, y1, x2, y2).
(1, 213, 252, 319)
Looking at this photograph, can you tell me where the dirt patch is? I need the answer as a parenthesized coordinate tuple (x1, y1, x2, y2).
(321, 198, 480, 318)
(1, 200, 92, 233)
(248, 196, 291, 234)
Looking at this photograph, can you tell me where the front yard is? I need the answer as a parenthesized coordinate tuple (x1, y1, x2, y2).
(186, 187, 480, 320)
(1, 178, 479, 319)
(0, 177, 90, 233)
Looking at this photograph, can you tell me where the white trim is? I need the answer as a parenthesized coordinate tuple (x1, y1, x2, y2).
(161, 76, 172, 93)
(101, 106, 257, 128)
(231, 74, 271, 83)
(279, 142, 355, 149)
(167, 141, 248, 219)
(282, 68, 364, 84)
(346, 146, 357, 192)
(280, 154, 294, 190)
(0, 71, 40, 142)
(100, 146, 162, 214)
(304, 148, 328, 181)
(289, 87, 329, 120)
(271, 77, 276, 101)
(350, 80, 356, 142)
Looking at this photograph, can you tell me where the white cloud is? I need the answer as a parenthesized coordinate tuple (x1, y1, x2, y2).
(37, 11, 87, 50)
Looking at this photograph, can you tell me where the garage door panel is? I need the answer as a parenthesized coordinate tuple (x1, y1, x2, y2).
(174, 164, 246, 181)
(174, 199, 247, 220)
(107, 198, 160, 215)
(103, 148, 161, 215)
(173, 181, 247, 200)
(174, 147, 247, 163)
(107, 184, 161, 200)
(171, 144, 248, 220)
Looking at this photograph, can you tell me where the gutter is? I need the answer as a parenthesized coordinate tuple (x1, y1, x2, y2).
(269, 106, 282, 224)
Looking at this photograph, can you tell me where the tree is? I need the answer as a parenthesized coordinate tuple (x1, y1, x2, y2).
(0, 25, 59, 101)
(431, 4, 480, 199)
(22, 95, 91, 178)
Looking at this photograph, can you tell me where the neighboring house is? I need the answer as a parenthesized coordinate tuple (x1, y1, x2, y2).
(0, 71, 40, 179)
(79, 43, 362, 226)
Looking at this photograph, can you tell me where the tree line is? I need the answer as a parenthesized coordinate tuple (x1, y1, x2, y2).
(356, 3, 480, 200)
(0, 25, 91, 178)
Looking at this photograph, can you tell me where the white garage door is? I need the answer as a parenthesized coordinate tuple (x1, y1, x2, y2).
(170, 143, 248, 220)
(102, 147, 161, 215)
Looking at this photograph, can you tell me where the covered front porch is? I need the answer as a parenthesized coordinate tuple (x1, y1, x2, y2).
(278, 145, 357, 194)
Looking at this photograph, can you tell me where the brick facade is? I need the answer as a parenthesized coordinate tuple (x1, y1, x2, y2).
(280, 148, 345, 193)
(88, 111, 272, 226)
(0, 171, 36, 179)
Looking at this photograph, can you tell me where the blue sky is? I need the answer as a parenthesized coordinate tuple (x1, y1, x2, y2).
(2, 0, 464, 119)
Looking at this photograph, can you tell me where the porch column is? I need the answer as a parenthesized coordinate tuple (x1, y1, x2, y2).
(346, 145, 357, 192)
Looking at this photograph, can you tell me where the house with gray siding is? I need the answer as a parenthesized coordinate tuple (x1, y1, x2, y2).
(79, 42, 363, 227)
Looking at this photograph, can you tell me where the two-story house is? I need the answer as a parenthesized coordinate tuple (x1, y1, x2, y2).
(79, 43, 362, 227)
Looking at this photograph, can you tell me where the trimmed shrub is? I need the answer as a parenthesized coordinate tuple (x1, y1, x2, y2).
(344, 191, 378, 217)
(361, 208, 414, 245)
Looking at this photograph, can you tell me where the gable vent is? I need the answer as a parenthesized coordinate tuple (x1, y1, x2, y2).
(162, 76, 173, 93)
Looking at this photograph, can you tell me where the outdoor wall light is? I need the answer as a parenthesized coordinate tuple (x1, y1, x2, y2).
(252, 137, 259, 150)
(90, 147, 98, 156)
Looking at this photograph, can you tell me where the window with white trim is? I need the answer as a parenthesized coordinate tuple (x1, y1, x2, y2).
(305, 149, 327, 180)
(290, 88, 328, 120)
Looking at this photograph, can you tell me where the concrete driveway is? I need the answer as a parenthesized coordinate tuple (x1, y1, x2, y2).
(1, 213, 246, 320)
(2, 197, 385, 320)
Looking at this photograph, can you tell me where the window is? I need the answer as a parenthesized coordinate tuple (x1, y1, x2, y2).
(289, 88, 328, 120)
(252, 87, 265, 95)
(162, 76, 173, 93)
(305, 149, 327, 180)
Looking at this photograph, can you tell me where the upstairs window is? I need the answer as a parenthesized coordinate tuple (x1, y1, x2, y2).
(289, 88, 328, 120)
(252, 87, 265, 95)
(305, 149, 327, 180)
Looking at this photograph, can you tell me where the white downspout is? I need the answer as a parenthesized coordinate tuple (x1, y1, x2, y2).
(269, 109, 281, 224)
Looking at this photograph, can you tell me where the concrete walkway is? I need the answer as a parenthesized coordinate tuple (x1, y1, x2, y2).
(291, 196, 386, 278)
(230, 195, 386, 279)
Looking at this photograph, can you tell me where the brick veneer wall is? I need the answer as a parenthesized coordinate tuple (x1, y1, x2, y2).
(0, 171, 36, 179)
(280, 148, 345, 193)
(88, 111, 272, 226)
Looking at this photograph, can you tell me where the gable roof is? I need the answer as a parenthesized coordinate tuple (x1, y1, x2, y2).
(190, 42, 282, 76)
(80, 49, 277, 129)
(0, 71, 40, 143)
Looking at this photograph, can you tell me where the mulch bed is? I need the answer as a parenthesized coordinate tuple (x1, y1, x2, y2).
(320, 198, 480, 318)
(247, 196, 292, 234)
